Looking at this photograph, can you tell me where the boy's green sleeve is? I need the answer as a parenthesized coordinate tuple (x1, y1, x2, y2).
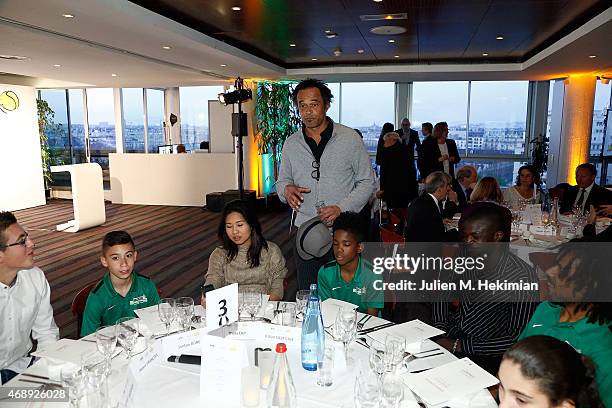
(363, 266, 384, 309)
(317, 266, 331, 302)
(148, 280, 161, 304)
(80, 294, 102, 337)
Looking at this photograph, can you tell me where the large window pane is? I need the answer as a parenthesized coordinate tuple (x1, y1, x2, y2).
(179, 86, 224, 151)
(39, 89, 70, 166)
(412, 81, 468, 152)
(591, 80, 611, 156)
(86, 88, 116, 169)
(68, 89, 86, 163)
(122, 88, 145, 153)
(146, 89, 165, 153)
(340, 82, 394, 153)
(461, 159, 527, 189)
(468, 81, 528, 155)
(327, 82, 340, 123)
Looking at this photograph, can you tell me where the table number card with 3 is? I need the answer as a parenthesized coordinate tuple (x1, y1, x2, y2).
(205, 282, 239, 330)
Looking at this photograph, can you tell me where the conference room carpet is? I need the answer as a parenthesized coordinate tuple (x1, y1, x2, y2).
(13, 199, 295, 339)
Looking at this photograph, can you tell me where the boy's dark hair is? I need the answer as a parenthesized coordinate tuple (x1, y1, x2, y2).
(0, 211, 18, 249)
(102, 231, 136, 252)
(332, 212, 365, 243)
(291, 78, 334, 107)
(218, 199, 268, 268)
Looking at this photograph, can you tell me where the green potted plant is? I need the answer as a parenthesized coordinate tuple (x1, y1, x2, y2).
(255, 81, 301, 188)
(37, 99, 60, 196)
(529, 133, 549, 186)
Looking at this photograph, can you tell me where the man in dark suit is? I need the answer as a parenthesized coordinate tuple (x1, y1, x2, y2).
(404, 171, 452, 242)
(395, 118, 421, 159)
(420, 122, 461, 179)
(559, 163, 612, 214)
(417, 122, 433, 180)
(452, 165, 478, 208)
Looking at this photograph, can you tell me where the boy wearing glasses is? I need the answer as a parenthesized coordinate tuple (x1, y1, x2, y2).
(0, 211, 59, 385)
(81, 231, 160, 337)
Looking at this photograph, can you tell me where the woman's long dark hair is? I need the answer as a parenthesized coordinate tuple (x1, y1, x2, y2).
(515, 164, 541, 188)
(503, 336, 604, 407)
(217, 200, 268, 268)
(379, 122, 394, 138)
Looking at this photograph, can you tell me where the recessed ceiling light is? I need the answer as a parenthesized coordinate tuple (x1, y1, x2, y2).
(311, 58, 318, 61)
(162, 46, 171, 50)
(325, 29, 332, 34)
(111, 73, 118, 77)
(62, 13, 74, 18)
(0, 55, 29, 60)
(394, 55, 400, 58)
(388, 39, 395, 43)
(373, 0, 382, 2)
(357, 49, 365, 54)
(496, 36, 504, 40)
(482, 53, 489, 56)
(589, 55, 597, 59)
(53, 64, 61, 67)
(289, 43, 296, 47)
(220, 64, 227, 67)
(325, 32, 338, 39)
(231, 6, 241, 11)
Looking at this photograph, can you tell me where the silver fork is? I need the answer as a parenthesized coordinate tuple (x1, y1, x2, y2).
(356, 314, 372, 331)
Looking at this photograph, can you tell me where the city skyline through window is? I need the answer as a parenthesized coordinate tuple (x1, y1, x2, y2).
(179, 86, 224, 151)
(122, 88, 145, 153)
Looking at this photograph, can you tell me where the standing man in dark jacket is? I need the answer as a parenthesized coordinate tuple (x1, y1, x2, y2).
(379, 132, 418, 209)
(396, 118, 421, 160)
(421, 122, 461, 179)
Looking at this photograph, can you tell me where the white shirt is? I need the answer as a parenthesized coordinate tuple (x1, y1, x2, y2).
(437, 142, 450, 174)
(0, 267, 59, 372)
(573, 182, 594, 212)
(428, 193, 441, 213)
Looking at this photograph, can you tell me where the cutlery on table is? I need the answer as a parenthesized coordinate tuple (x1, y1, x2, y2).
(357, 322, 394, 335)
(356, 314, 372, 331)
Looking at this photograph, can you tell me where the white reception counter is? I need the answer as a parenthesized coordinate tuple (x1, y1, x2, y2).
(109, 153, 238, 206)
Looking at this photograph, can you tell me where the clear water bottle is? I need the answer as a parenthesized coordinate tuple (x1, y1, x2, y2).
(267, 343, 296, 408)
(301, 283, 325, 371)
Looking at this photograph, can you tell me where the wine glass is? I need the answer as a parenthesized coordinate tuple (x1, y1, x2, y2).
(176, 297, 195, 332)
(116, 317, 140, 359)
(95, 325, 117, 372)
(158, 298, 176, 335)
(60, 366, 86, 408)
(81, 352, 110, 408)
(369, 340, 386, 382)
(381, 373, 403, 408)
(244, 292, 262, 321)
(354, 370, 381, 408)
(334, 308, 357, 365)
(384, 334, 405, 373)
(295, 290, 310, 321)
(238, 292, 247, 321)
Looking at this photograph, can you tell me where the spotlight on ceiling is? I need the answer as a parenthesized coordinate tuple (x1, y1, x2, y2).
(218, 88, 252, 105)
(496, 36, 504, 40)
(62, 13, 75, 18)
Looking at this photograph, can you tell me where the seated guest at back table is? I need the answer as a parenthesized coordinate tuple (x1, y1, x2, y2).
(378, 132, 418, 209)
(0, 211, 59, 384)
(470, 176, 504, 204)
(499, 335, 605, 408)
(420, 121, 460, 179)
(81, 231, 160, 337)
(453, 165, 478, 209)
(318, 212, 383, 316)
(432, 204, 537, 374)
(560, 163, 612, 215)
(204, 200, 287, 301)
(404, 171, 454, 242)
(503, 164, 543, 208)
(518, 242, 612, 406)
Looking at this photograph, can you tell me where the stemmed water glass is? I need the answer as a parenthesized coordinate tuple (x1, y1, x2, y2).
(116, 317, 140, 359)
(158, 298, 177, 335)
(384, 334, 405, 373)
(381, 373, 403, 408)
(295, 290, 309, 321)
(81, 352, 110, 408)
(95, 325, 117, 373)
(354, 366, 381, 408)
(60, 366, 86, 408)
(369, 340, 387, 382)
(176, 297, 195, 331)
(334, 307, 357, 364)
(244, 292, 262, 321)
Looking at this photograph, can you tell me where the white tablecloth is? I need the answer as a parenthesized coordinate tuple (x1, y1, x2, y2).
(2, 312, 497, 408)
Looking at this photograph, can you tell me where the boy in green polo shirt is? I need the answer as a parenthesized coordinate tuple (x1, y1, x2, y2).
(80, 231, 160, 337)
(318, 212, 383, 316)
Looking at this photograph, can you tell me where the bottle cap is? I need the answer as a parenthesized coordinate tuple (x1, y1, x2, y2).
(275, 343, 287, 353)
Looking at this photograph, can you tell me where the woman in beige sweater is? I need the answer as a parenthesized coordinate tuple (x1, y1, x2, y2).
(204, 199, 287, 301)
